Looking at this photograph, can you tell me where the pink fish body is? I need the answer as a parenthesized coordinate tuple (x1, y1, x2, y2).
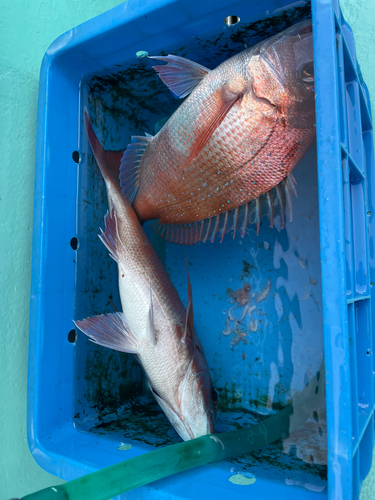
(75, 110, 214, 441)
(119, 20, 315, 244)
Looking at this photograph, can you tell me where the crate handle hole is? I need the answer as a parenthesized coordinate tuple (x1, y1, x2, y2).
(224, 15, 240, 27)
(68, 329, 77, 343)
(70, 237, 78, 250)
(72, 151, 81, 163)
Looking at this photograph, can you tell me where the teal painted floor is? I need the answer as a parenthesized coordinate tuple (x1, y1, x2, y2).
(1, 0, 375, 499)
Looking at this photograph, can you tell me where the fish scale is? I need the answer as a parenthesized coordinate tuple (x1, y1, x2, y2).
(118, 20, 315, 244)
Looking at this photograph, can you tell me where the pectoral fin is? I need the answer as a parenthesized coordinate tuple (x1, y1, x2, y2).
(74, 312, 139, 353)
(150, 54, 210, 98)
(146, 278, 156, 346)
(184, 82, 244, 165)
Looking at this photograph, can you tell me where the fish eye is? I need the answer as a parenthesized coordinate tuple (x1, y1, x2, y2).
(300, 63, 314, 86)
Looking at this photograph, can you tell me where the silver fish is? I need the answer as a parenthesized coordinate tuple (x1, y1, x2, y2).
(75, 109, 214, 441)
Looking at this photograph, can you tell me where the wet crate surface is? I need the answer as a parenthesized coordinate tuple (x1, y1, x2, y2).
(29, 0, 375, 499)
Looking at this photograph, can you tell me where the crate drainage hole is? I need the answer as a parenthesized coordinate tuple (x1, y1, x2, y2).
(224, 15, 240, 27)
(70, 237, 78, 250)
(228, 472, 256, 485)
(72, 151, 81, 163)
(68, 330, 77, 343)
(117, 443, 132, 451)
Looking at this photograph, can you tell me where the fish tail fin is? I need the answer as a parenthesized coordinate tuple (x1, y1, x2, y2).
(84, 108, 124, 187)
(74, 312, 139, 353)
(120, 134, 153, 204)
(151, 174, 297, 245)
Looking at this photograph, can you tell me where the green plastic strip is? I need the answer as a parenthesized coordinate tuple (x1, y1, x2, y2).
(20, 368, 323, 500)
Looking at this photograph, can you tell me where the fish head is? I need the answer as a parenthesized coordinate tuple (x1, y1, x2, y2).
(248, 20, 315, 128)
(177, 344, 215, 440)
(148, 336, 215, 442)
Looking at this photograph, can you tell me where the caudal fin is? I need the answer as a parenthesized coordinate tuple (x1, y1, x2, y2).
(84, 108, 124, 187)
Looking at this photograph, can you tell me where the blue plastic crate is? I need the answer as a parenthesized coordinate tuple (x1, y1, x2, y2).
(29, 0, 375, 498)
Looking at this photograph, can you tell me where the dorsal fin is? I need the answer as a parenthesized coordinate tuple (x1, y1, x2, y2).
(149, 55, 210, 98)
(152, 175, 298, 245)
(119, 134, 153, 203)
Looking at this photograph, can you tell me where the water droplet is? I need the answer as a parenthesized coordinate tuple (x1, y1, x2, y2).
(228, 472, 256, 485)
(117, 443, 132, 451)
(136, 50, 149, 58)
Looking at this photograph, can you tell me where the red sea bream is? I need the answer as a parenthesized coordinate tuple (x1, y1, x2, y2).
(119, 19, 315, 244)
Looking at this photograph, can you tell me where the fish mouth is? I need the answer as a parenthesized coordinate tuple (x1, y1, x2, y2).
(149, 382, 211, 441)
